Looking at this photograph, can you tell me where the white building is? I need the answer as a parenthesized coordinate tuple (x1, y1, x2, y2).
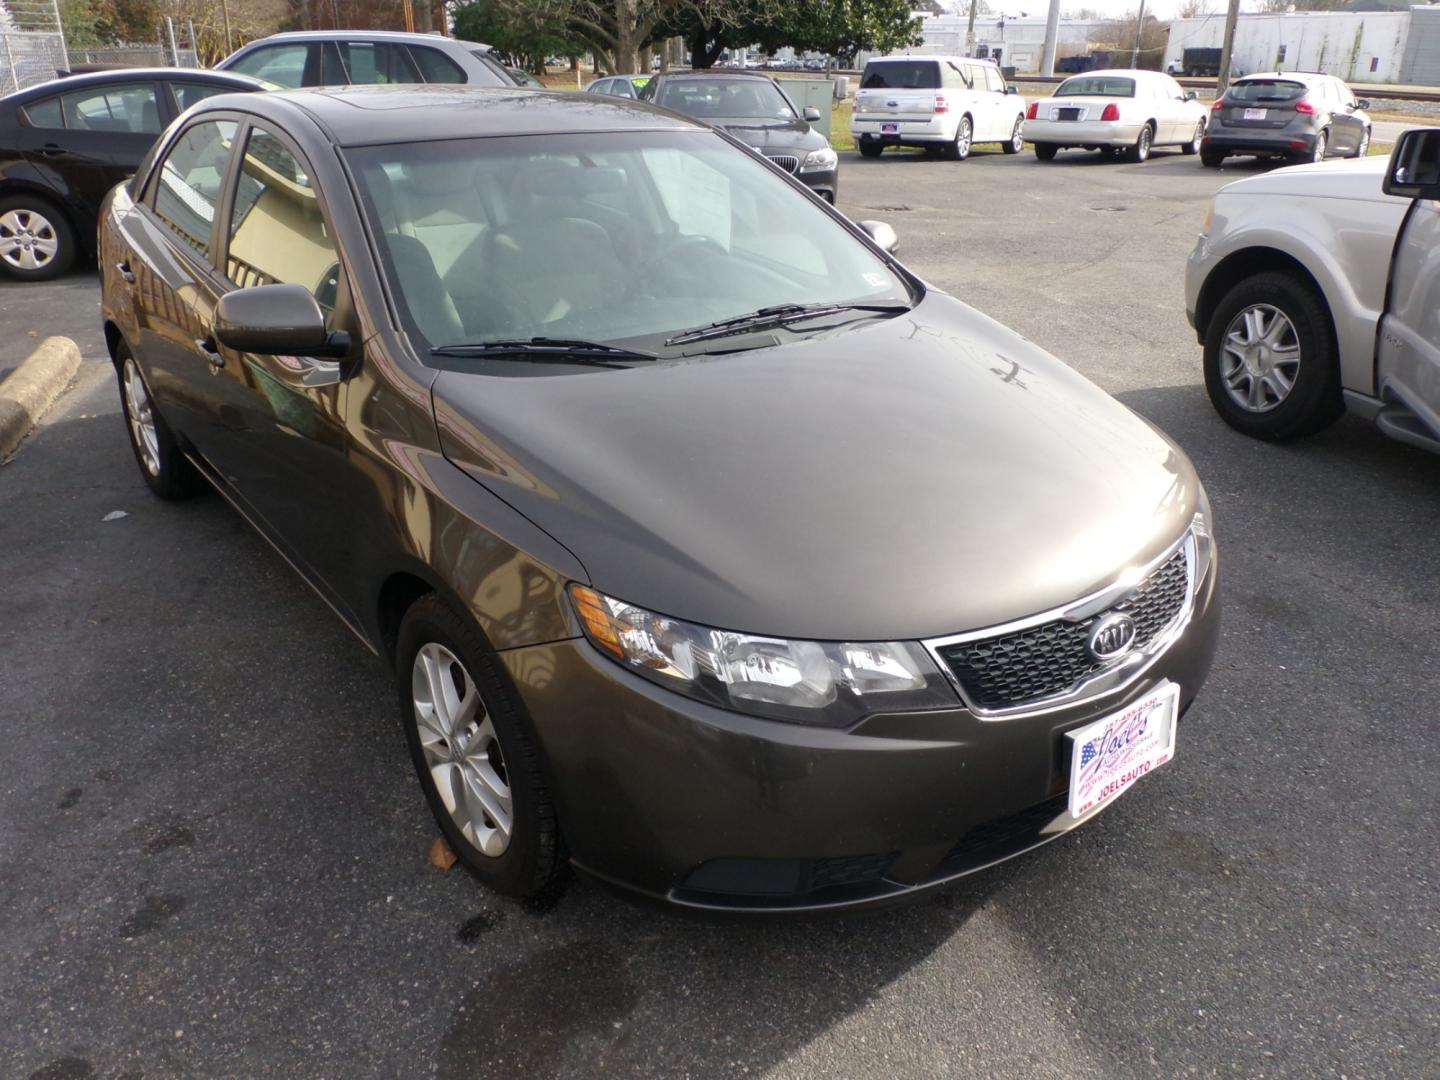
(885, 14, 1117, 74)
(1164, 9, 1413, 85)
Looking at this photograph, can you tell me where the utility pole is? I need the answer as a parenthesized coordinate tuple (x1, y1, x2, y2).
(1130, 0, 1146, 69)
(220, 0, 232, 55)
(965, 0, 979, 56)
(1039, 0, 1062, 77)
(1217, 0, 1241, 93)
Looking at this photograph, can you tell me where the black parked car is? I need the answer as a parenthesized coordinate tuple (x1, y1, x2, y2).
(0, 68, 265, 279)
(100, 86, 1217, 912)
(640, 70, 838, 202)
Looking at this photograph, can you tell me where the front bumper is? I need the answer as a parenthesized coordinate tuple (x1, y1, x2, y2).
(500, 555, 1221, 912)
(796, 165, 838, 203)
(1203, 129, 1316, 157)
(1024, 119, 1146, 148)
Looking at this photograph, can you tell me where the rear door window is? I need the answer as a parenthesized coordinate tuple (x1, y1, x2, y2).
(151, 119, 239, 257)
(325, 41, 423, 85)
(61, 83, 162, 134)
(227, 43, 309, 88)
(861, 62, 941, 90)
(408, 45, 465, 83)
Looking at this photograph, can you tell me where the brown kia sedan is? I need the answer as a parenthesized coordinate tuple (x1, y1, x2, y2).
(100, 87, 1219, 911)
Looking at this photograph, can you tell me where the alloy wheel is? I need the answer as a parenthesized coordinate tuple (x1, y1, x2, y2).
(0, 208, 59, 271)
(412, 642, 513, 857)
(955, 117, 972, 159)
(1134, 126, 1151, 161)
(1219, 303, 1301, 413)
(1312, 132, 1327, 163)
(1010, 118, 1023, 153)
(121, 357, 161, 477)
(1355, 129, 1370, 158)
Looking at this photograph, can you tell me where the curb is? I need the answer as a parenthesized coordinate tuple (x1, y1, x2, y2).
(0, 336, 82, 461)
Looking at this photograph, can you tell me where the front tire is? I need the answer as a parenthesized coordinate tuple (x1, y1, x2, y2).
(858, 140, 883, 159)
(946, 115, 973, 161)
(397, 594, 562, 899)
(1181, 120, 1205, 155)
(1002, 115, 1024, 154)
(116, 346, 203, 500)
(1352, 127, 1370, 159)
(1033, 142, 1058, 161)
(0, 195, 75, 281)
(1126, 124, 1153, 163)
(1202, 271, 1344, 441)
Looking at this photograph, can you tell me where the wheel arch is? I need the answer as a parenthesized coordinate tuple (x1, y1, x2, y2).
(1195, 247, 1333, 347)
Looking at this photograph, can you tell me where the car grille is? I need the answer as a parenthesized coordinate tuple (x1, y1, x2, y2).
(762, 152, 800, 173)
(934, 543, 1190, 712)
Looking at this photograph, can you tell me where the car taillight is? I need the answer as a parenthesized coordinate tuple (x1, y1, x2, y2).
(1026, 101, 1038, 120)
(1101, 103, 1120, 122)
(934, 96, 949, 114)
(1295, 99, 1315, 114)
(1210, 99, 1225, 112)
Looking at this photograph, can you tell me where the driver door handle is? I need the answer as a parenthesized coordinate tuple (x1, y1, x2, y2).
(195, 337, 224, 370)
(115, 261, 135, 283)
(36, 143, 65, 158)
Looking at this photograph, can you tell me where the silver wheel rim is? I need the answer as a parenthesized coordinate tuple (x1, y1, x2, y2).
(0, 207, 60, 270)
(412, 642, 513, 857)
(1011, 119, 1023, 152)
(1220, 303, 1302, 413)
(1137, 128, 1150, 159)
(1193, 121, 1205, 147)
(1357, 130, 1369, 157)
(121, 357, 161, 477)
(956, 119, 971, 157)
(1314, 134, 1326, 161)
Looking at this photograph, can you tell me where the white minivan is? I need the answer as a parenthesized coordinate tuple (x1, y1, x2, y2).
(851, 56, 1027, 161)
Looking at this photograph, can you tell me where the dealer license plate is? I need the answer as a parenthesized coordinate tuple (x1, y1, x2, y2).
(1057, 107, 1082, 121)
(881, 123, 898, 133)
(1066, 681, 1179, 819)
(1243, 107, 1268, 120)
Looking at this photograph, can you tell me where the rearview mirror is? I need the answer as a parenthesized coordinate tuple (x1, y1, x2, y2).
(1383, 127, 1440, 200)
(803, 105, 821, 123)
(857, 219, 899, 254)
(213, 283, 350, 357)
(1186, 90, 1198, 101)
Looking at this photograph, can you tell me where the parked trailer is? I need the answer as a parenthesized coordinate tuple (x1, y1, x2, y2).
(1179, 47, 1223, 77)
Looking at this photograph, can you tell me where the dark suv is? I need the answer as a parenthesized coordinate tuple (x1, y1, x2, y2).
(1201, 71, 1372, 167)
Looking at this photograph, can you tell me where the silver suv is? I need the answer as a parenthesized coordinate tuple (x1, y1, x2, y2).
(1187, 129, 1440, 454)
(1201, 71, 1371, 167)
(217, 30, 514, 89)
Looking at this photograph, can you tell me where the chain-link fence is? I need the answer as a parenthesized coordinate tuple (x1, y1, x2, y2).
(1, 0, 68, 94)
(68, 45, 199, 69)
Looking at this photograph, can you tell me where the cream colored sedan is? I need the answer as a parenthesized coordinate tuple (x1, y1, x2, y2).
(1024, 69, 1209, 163)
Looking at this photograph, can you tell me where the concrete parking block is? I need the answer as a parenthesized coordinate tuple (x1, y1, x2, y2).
(0, 335, 81, 461)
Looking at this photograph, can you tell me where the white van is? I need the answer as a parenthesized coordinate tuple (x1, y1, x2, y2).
(851, 56, 1027, 161)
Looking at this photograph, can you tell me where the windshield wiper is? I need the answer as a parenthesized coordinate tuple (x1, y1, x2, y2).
(665, 302, 910, 347)
(431, 337, 659, 365)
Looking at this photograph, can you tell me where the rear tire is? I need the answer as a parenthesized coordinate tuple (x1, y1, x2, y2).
(397, 594, 563, 900)
(1202, 271, 1344, 441)
(1181, 120, 1205, 155)
(0, 194, 75, 281)
(1001, 115, 1024, 154)
(1126, 124, 1153, 163)
(1033, 142, 1058, 161)
(1296, 130, 1327, 164)
(1200, 148, 1224, 168)
(945, 115, 973, 161)
(858, 141, 883, 159)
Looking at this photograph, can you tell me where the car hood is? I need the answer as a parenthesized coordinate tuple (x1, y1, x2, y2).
(714, 118, 825, 153)
(432, 292, 1201, 641)
(1220, 156, 1399, 204)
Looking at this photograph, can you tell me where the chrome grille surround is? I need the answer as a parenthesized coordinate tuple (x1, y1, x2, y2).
(761, 152, 800, 173)
(923, 531, 1198, 719)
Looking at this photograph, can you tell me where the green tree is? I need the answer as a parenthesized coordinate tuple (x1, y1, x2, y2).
(58, 0, 105, 46)
(454, 0, 587, 69)
(752, 0, 923, 66)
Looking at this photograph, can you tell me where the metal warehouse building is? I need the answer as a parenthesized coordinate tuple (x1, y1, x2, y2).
(1165, 6, 1440, 85)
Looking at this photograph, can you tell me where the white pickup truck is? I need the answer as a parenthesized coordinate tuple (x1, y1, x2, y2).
(1186, 128, 1440, 455)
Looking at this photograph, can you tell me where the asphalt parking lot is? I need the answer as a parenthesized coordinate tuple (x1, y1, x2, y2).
(3, 146, 1437, 1079)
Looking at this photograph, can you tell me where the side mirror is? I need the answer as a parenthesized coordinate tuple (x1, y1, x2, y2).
(1186, 90, 1198, 101)
(1356, 98, 1372, 110)
(213, 283, 349, 357)
(803, 105, 821, 123)
(857, 219, 899, 254)
(1384, 128, 1440, 200)
(1004, 85, 1017, 95)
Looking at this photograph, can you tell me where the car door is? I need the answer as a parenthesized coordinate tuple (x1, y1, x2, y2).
(1160, 75, 1189, 143)
(194, 121, 363, 616)
(1378, 190, 1440, 436)
(222, 42, 317, 88)
(15, 81, 166, 217)
(1327, 78, 1362, 154)
(960, 62, 993, 139)
(982, 65, 1013, 141)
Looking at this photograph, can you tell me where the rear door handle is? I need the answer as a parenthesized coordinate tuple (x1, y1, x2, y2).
(36, 143, 65, 157)
(115, 261, 135, 283)
(195, 337, 224, 370)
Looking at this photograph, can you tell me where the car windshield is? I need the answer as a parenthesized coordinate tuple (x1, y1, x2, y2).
(861, 62, 940, 90)
(346, 130, 912, 353)
(1056, 76, 1135, 98)
(1228, 79, 1306, 103)
(653, 78, 795, 120)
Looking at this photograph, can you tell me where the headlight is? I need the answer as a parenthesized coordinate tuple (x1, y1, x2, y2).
(1191, 487, 1215, 592)
(568, 585, 958, 727)
(800, 146, 838, 171)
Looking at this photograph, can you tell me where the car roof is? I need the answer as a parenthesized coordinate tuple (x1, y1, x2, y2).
(235, 30, 489, 48)
(0, 67, 263, 103)
(652, 70, 774, 81)
(1060, 68, 1155, 79)
(865, 55, 998, 67)
(198, 85, 705, 145)
(1235, 71, 1326, 83)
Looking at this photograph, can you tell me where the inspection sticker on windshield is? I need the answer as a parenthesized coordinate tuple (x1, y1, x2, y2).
(1066, 681, 1179, 819)
(1243, 107, 1268, 120)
